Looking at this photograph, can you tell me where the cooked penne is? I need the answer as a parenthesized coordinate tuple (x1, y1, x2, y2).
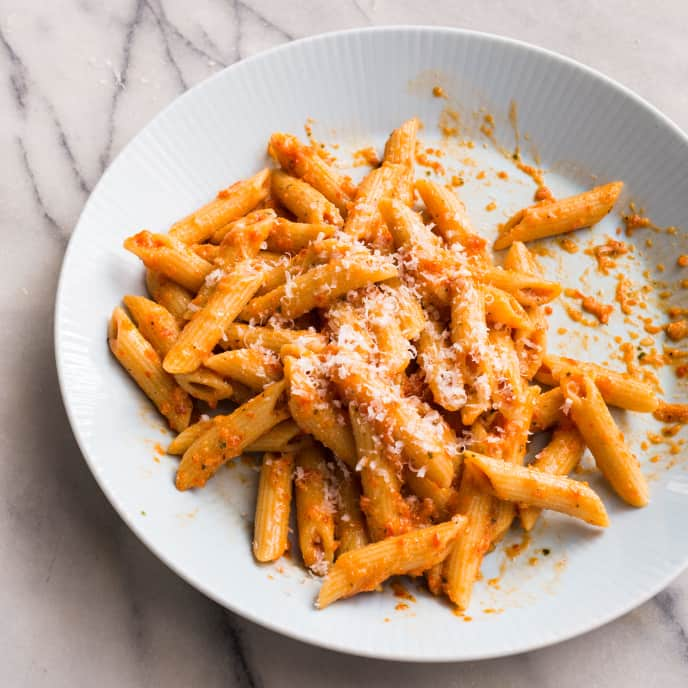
(464, 451, 609, 526)
(266, 218, 337, 253)
(344, 163, 403, 240)
(253, 452, 294, 562)
(271, 170, 343, 226)
(220, 322, 327, 353)
(167, 417, 214, 455)
(241, 253, 398, 323)
(211, 207, 276, 245)
(256, 236, 359, 295)
(331, 356, 458, 488)
(174, 368, 234, 407)
(520, 424, 586, 531)
(450, 281, 493, 425)
(494, 181, 623, 249)
(164, 262, 264, 374)
(284, 352, 357, 467)
(124, 231, 213, 292)
(349, 405, 410, 541)
(561, 373, 649, 507)
(335, 462, 369, 554)
(489, 382, 539, 544)
(192, 243, 220, 261)
(379, 197, 457, 306)
(170, 169, 270, 244)
(317, 516, 466, 608)
(415, 178, 488, 259)
(383, 117, 419, 167)
(504, 241, 548, 378)
(145, 269, 192, 326)
(205, 348, 283, 390)
(369, 312, 413, 377)
(269, 132, 355, 213)
(245, 420, 303, 453)
(537, 354, 658, 413)
(478, 266, 562, 307)
(443, 464, 494, 609)
(123, 294, 235, 405)
(383, 282, 426, 340)
(531, 387, 566, 431)
(175, 379, 288, 490)
(383, 118, 419, 205)
(123, 294, 180, 357)
(417, 320, 466, 411)
(108, 307, 192, 432)
(230, 380, 257, 405)
(483, 285, 531, 329)
(404, 468, 459, 521)
(295, 445, 337, 575)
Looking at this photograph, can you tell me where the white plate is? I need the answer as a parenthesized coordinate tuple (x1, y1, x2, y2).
(55, 27, 688, 661)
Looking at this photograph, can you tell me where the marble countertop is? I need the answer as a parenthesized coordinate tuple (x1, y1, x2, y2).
(2, 1, 687, 685)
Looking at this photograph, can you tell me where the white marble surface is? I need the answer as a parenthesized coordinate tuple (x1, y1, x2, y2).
(1, 1, 687, 685)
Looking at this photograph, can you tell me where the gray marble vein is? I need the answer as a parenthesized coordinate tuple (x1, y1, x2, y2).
(1, 1, 688, 686)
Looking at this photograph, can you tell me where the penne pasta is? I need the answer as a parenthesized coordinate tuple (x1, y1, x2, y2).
(124, 231, 213, 292)
(211, 207, 276, 245)
(331, 355, 458, 488)
(334, 462, 369, 555)
(284, 352, 357, 467)
(253, 452, 294, 562)
(220, 321, 327, 353)
(271, 170, 344, 226)
(266, 218, 337, 253)
(123, 295, 237, 406)
(192, 243, 220, 261)
(417, 320, 466, 412)
(269, 132, 355, 213)
(205, 348, 283, 390)
(245, 420, 304, 453)
(317, 516, 466, 608)
(450, 281, 493, 425)
(383, 118, 419, 205)
(295, 444, 338, 575)
(415, 178, 488, 259)
(167, 417, 214, 455)
(170, 169, 270, 244)
(108, 307, 192, 433)
(344, 163, 403, 240)
(240, 253, 398, 323)
(175, 379, 289, 489)
(123, 294, 180, 357)
(478, 266, 562, 307)
(174, 368, 234, 407)
(483, 285, 532, 329)
(443, 464, 494, 609)
(561, 373, 649, 507)
(404, 468, 459, 521)
(214, 210, 275, 268)
(494, 181, 623, 249)
(145, 269, 192, 326)
(531, 387, 566, 432)
(537, 354, 658, 413)
(349, 405, 411, 541)
(520, 424, 586, 531)
(503, 241, 548, 378)
(164, 262, 264, 374)
(464, 451, 609, 526)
